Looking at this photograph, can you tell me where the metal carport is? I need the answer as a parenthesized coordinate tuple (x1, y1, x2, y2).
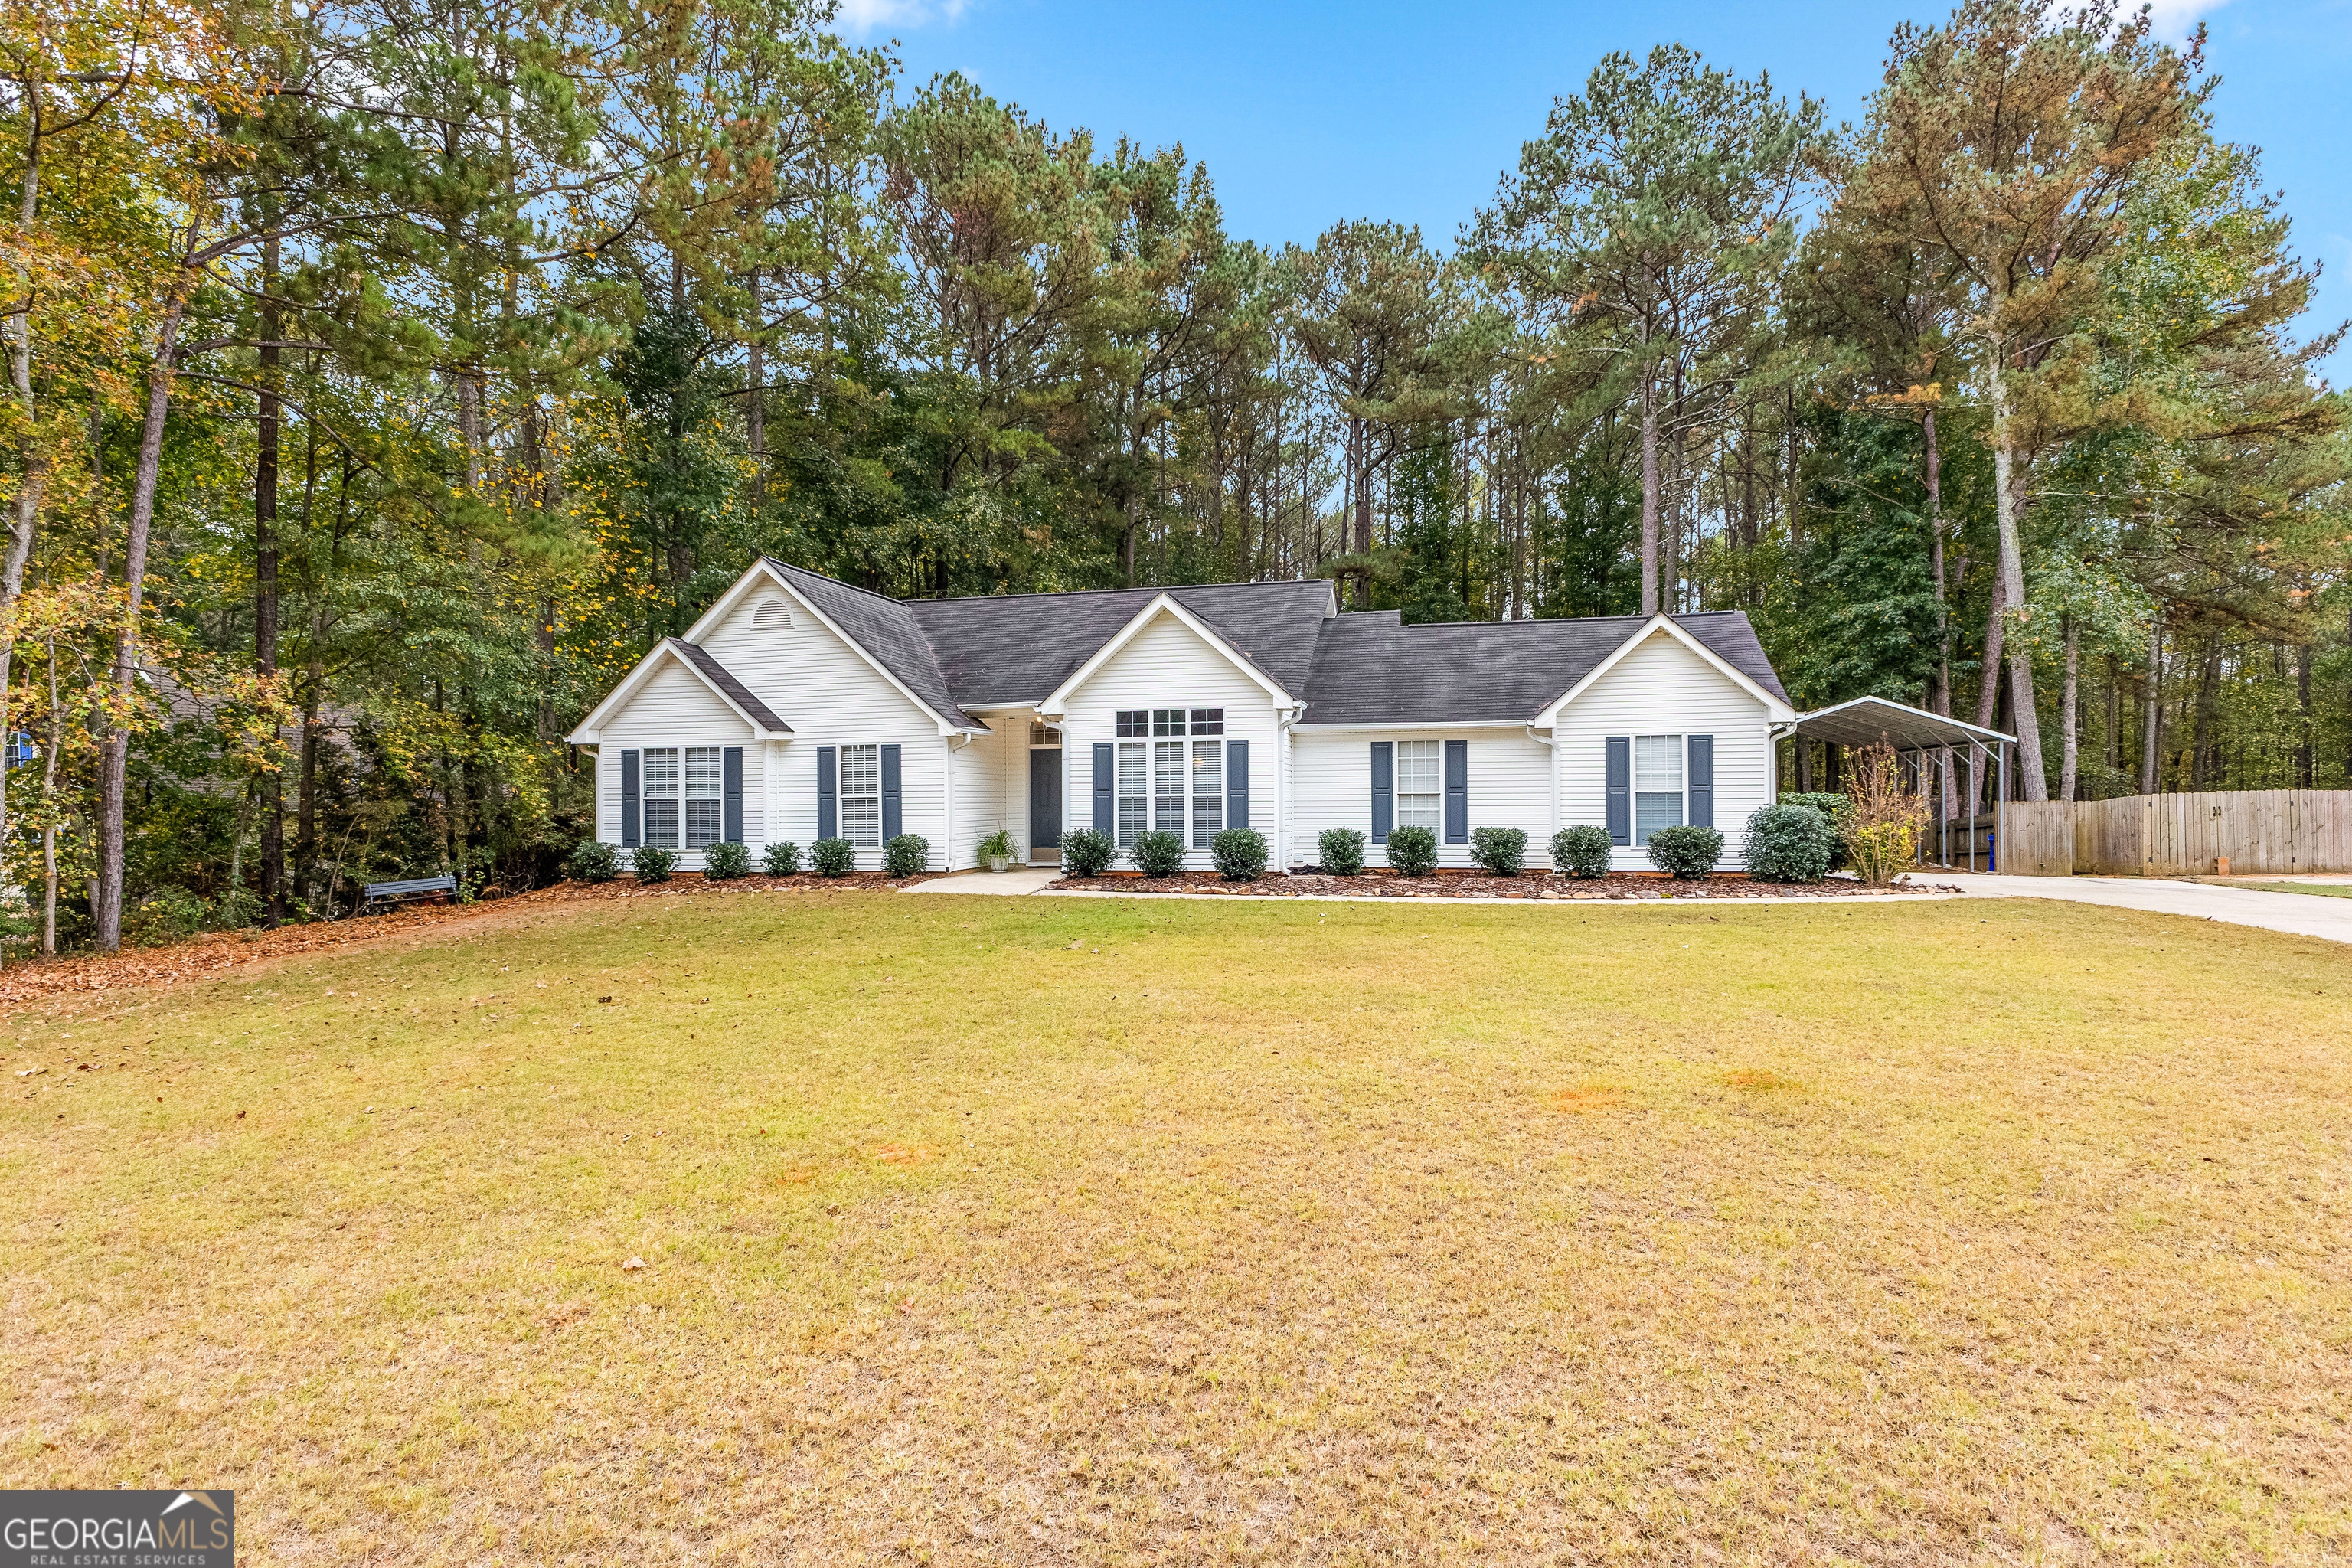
(1779, 696, 2018, 871)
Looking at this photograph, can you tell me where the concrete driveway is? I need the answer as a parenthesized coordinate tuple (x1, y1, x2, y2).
(1936, 872, 2352, 945)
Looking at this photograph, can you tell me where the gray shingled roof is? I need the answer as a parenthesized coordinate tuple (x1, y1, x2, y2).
(749, 562, 1786, 728)
(1297, 610, 1787, 725)
(666, 639, 790, 733)
(903, 578, 1335, 706)
(765, 561, 984, 729)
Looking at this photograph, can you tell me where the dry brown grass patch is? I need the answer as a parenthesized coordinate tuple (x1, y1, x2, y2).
(1719, 1068, 1800, 1089)
(1547, 1082, 1628, 1112)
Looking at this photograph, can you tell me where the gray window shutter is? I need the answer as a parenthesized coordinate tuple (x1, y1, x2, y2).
(1606, 737, 1631, 845)
(1444, 739, 1468, 844)
(1370, 741, 1393, 844)
(1687, 734, 1713, 828)
(1226, 739, 1248, 831)
(723, 746, 743, 843)
(816, 746, 836, 841)
(881, 743, 902, 841)
(620, 749, 641, 848)
(1092, 742, 1113, 835)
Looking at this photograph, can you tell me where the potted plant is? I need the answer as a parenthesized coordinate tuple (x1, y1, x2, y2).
(976, 828, 1018, 872)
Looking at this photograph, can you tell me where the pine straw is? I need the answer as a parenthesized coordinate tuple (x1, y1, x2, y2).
(3, 895, 2349, 1564)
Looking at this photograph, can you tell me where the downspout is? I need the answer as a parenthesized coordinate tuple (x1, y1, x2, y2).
(945, 728, 975, 871)
(1276, 703, 1305, 874)
(1525, 722, 1557, 841)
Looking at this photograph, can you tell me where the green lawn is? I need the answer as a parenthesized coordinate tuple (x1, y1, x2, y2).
(2238, 880, 2352, 899)
(5, 890, 2350, 1563)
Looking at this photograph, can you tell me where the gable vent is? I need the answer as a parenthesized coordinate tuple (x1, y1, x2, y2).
(751, 598, 794, 632)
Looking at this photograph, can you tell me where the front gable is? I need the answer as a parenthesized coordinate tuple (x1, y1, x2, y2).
(1537, 617, 1794, 727)
(1038, 596, 1295, 718)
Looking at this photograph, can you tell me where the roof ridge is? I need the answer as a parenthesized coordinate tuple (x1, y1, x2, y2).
(761, 557, 913, 611)
(913, 577, 1326, 606)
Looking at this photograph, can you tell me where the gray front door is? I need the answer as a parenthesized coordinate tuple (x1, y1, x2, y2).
(1029, 746, 1063, 851)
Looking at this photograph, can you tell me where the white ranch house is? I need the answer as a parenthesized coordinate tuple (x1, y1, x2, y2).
(565, 560, 1800, 874)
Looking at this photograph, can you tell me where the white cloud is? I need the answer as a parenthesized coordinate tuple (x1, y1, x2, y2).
(2139, 0, 2230, 43)
(834, 0, 969, 33)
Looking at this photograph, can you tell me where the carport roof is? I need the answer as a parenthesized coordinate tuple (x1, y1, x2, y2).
(1791, 695, 2014, 752)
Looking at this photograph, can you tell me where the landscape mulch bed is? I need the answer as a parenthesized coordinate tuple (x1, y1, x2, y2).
(1052, 870, 1958, 900)
(0, 870, 944, 1006)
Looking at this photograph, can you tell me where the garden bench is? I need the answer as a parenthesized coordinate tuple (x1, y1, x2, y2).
(362, 874, 457, 910)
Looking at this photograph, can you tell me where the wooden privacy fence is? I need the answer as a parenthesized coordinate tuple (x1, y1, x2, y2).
(1994, 790, 2352, 877)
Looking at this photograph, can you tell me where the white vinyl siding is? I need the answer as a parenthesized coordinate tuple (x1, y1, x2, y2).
(1287, 727, 1554, 870)
(1552, 626, 1775, 871)
(1059, 612, 1278, 871)
(692, 572, 946, 872)
(593, 657, 762, 871)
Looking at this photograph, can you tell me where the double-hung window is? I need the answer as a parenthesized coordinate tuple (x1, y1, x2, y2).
(642, 747, 681, 849)
(839, 743, 881, 848)
(1113, 707, 1223, 848)
(1394, 740, 1442, 831)
(683, 746, 724, 848)
(1635, 733, 1684, 844)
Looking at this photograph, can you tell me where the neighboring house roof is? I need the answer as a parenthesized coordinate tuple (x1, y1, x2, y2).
(1299, 609, 1788, 725)
(665, 639, 789, 733)
(902, 577, 1336, 706)
(730, 563, 1788, 727)
(764, 560, 984, 730)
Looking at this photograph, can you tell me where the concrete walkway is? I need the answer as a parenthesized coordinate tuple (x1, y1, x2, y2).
(1933, 872, 2352, 945)
(907, 867, 1062, 896)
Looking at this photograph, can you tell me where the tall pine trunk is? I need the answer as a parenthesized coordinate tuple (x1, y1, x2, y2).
(2059, 613, 2079, 803)
(96, 286, 190, 952)
(1987, 368, 2047, 801)
(1638, 361, 1660, 616)
(256, 230, 284, 927)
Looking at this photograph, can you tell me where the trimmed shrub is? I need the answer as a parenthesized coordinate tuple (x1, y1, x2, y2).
(883, 833, 930, 878)
(761, 840, 802, 876)
(1318, 826, 1366, 876)
(565, 839, 619, 884)
(1550, 825, 1612, 879)
(1779, 791, 1854, 870)
(701, 840, 751, 880)
(1386, 824, 1439, 877)
(1469, 826, 1527, 877)
(1212, 828, 1268, 880)
(810, 837, 855, 877)
(1645, 824, 1724, 880)
(629, 844, 677, 884)
(1743, 804, 1834, 884)
(1132, 828, 1187, 878)
(1061, 827, 1116, 877)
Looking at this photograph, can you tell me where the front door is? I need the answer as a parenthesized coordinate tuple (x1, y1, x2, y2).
(1028, 746, 1063, 858)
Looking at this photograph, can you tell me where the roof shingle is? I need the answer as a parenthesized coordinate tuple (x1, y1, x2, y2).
(746, 563, 1786, 728)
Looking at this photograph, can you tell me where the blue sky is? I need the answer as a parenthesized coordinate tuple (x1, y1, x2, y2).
(849, 0, 2352, 382)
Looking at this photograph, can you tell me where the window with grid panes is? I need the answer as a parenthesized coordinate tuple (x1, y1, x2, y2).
(1112, 707, 1223, 848)
(642, 747, 681, 848)
(1394, 739, 1442, 831)
(1635, 733, 1684, 844)
(839, 743, 881, 848)
(683, 746, 724, 848)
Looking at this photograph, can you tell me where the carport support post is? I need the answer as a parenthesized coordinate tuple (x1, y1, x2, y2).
(1995, 742, 2008, 874)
